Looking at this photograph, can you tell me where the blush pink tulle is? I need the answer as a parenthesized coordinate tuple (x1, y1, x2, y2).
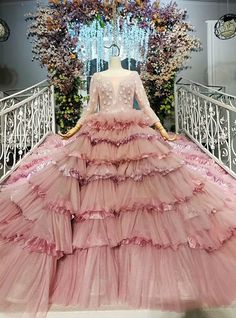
(1, 109, 236, 317)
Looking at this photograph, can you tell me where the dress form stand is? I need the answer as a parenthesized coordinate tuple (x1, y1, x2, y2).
(100, 56, 132, 76)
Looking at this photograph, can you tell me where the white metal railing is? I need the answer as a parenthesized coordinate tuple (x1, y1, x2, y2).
(175, 78, 236, 178)
(0, 80, 55, 183)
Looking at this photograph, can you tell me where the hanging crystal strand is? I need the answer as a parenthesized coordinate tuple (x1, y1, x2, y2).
(117, 16, 120, 55)
(100, 25, 103, 70)
(87, 28, 90, 76)
(97, 24, 100, 72)
(79, 26, 85, 73)
(139, 24, 143, 61)
(83, 27, 87, 78)
(75, 0, 151, 73)
(112, 0, 118, 47)
(128, 14, 132, 69)
(102, 25, 106, 69)
(82, 27, 86, 68)
(97, 24, 103, 72)
(101, 26, 105, 70)
(119, 24, 122, 55)
(88, 25, 92, 76)
(108, 22, 113, 62)
(96, 23, 98, 72)
(123, 18, 128, 62)
(133, 25, 138, 67)
(127, 21, 131, 70)
(90, 20, 97, 73)
(138, 25, 143, 64)
(144, 28, 150, 62)
(132, 24, 136, 64)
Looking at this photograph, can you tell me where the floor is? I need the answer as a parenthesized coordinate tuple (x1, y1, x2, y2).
(47, 306, 236, 318)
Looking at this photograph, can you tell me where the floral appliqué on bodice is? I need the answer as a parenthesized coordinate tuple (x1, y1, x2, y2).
(77, 71, 160, 126)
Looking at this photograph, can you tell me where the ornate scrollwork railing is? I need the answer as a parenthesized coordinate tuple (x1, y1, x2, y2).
(0, 80, 55, 183)
(175, 78, 236, 178)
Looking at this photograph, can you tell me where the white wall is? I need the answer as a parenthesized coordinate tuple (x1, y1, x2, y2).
(0, 0, 236, 91)
(0, 0, 47, 92)
(161, 0, 236, 85)
(207, 20, 236, 95)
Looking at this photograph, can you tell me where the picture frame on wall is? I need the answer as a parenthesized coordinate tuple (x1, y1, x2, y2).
(0, 18, 10, 42)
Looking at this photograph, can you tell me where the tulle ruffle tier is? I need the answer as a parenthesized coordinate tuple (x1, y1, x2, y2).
(0, 236, 57, 318)
(51, 242, 236, 311)
(1, 109, 236, 316)
(51, 109, 236, 310)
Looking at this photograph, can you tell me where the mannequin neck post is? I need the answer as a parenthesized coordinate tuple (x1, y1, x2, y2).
(109, 56, 123, 70)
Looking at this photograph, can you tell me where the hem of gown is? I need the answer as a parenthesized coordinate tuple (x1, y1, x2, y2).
(50, 242, 236, 312)
(2, 108, 236, 317)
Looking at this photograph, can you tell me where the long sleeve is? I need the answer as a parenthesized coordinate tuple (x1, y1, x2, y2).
(76, 73, 99, 126)
(134, 71, 160, 126)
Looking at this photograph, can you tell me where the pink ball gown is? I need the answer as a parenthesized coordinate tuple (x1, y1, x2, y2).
(1, 70, 236, 317)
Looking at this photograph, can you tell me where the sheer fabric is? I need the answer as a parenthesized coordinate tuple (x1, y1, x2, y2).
(1, 70, 236, 318)
(77, 71, 160, 126)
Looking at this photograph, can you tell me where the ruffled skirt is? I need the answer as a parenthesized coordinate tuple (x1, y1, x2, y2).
(1, 109, 236, 317)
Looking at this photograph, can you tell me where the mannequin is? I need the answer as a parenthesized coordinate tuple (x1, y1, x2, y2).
(100, 56, 131, 76)
(100, 44, 131, 76)
(59, 45, 176, 141)
(98, 51, 175, 141)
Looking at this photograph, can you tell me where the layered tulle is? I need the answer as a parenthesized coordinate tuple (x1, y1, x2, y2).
(2, 109, 236, 316)
(50, 109, 236, 311)
(0, 237, 57, 318)
(0, 141, 75, 316)
(51, 242, 236, 311)
(0, 168, 76, 257)
(5, 134, 63, 185)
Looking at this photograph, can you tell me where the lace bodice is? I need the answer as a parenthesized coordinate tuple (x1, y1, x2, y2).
(77, 70, 160, 126)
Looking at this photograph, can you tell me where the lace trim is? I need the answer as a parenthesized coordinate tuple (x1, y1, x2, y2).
(22, 181, 74, 217)
(44, 202, 74, 217)
(4, 234, 63, 258)
(30, 183, 46, 198)
(0, 208, 70, 257)
(4, 220, 236, 255)
(68, 151, 170, 165)
(0, 205, 22, 224)
(20, 158, 45, 170)
(7, 159, 49, 184)
(59, 163, 184, 184)
(118, 228, 236, 252)
(20, 178, 205, 222)
(83, 118, 149, 131)
(75, 182, 205, 221)
(24, 236, 64, 257)
(78, 131, 159, 146)
(186, 228, 236, 252)
(72, 227, 236, 253)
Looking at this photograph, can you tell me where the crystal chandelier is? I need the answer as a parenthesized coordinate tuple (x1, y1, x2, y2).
(68, 0, 150, 74)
